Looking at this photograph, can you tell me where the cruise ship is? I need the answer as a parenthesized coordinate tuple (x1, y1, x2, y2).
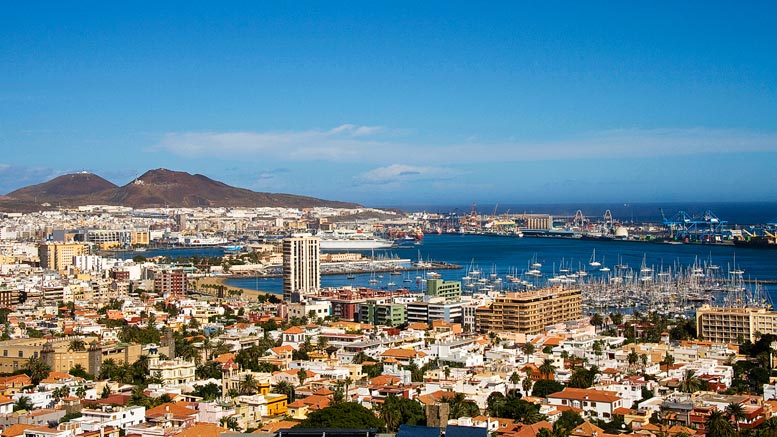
(316, 230, 394, 251)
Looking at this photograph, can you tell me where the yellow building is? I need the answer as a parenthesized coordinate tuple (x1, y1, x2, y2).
(696, 304, 777, 344)
(38, 243, 86, 272)
(476, 287, 582, 334)
(0, 337, 141, 375)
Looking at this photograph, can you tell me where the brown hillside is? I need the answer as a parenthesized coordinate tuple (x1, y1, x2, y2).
(1, 168, 360, 210)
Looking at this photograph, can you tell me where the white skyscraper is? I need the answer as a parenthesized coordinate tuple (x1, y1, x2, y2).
(282, 236, 320, 302)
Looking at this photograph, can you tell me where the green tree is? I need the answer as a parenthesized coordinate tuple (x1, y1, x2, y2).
(539, 358, 557, 379)
(486, 392, 507, 417)
(609, 312, 624, 327)
(725, 402, 746, 432)
(442, 392, 480, 419)
(590, 313, 604, 332)
(678, 369, 704, 393)
(272, 381, 295, 401)
(13, 395, 33, 412)
(239, 374, 259, 395)
(521, 377, 533, 395)
(69, 364, 94, 380)
(295, 402, 385, 431)
(377, 394, 425, 432)
(521, 342, 535, 362)
(531, 380, 564, 398)
(25, 356, 51, 385)
(660, 352, 675, 373)
(556, 410, 584, 433)
(191, 382, 222, 401)
(707, 410, 735, 437)
(297, 368, 308, 386)
(68, 338, 86, 352)
(219, 416, 240, 431)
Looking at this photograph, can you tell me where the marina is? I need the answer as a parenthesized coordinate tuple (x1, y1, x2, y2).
(222, 233, 777, 311)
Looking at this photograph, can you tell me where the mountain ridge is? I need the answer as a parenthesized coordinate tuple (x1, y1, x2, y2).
(1, 168, 361, 211)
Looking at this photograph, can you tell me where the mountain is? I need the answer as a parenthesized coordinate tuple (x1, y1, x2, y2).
(0, 168, 360, 210)
(6, 172, 118, 204)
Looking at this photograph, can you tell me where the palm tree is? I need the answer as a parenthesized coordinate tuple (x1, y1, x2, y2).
(521, 342, 535, 362)
(509, 371, 521, 388)
(238, 375, 258, 395)
(297, 368, 307, 386)
(627, 350, 639, 369)
(343, 376, 353, 401)
(522, 377, 533, 395)
(75, 386, 87, 398)
(640, 353, 649, 373)
(609, 312, 624, 327)
(660, 352, 674, 374)
(725, 402, 746, 432)
(13, 396, 33, 411)
(219, 416, 240, 431)
(377, 394, 403, 432)
(707, 410, 735, 437)
(68, 338, 86, 352)
(590, 313, 604, 332)
(592, 341, 603, 366)
(678, 369, 704, 393)
(273, 381, 295, 401)
(539, 358, 556, 380)
(317, 335, 328, 352)
(25, 356, 51, 385)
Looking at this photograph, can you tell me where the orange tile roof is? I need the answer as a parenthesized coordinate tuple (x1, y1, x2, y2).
(213, 353, 236, 364)
(175, 423, 226, 437)
(548, 388, 621, 403)
(284, 326, 304, 334)
(146, 402, 198, 418)
(381, 348, 427, 359)
(2, 424, 33, 437)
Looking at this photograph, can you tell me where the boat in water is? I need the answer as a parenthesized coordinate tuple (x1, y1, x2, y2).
(317, 230, 394, 250)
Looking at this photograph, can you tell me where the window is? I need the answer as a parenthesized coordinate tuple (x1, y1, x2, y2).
(18, 351, 23, 358)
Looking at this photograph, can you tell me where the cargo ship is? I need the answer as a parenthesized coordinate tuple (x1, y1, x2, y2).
(732, 236, 777, 250)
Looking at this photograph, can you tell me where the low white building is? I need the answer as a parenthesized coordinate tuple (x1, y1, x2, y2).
(146, 345, 196, 387)
(547, 387, 624, 421)
(71, 405, 146, 431)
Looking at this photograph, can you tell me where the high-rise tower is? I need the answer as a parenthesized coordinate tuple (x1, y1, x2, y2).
(282, 236, 320, 302)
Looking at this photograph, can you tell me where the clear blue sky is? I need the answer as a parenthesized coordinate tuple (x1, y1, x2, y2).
(2, 1, 776, 207)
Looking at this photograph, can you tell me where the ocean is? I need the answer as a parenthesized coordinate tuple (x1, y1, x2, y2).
(389, 201, 777, 226)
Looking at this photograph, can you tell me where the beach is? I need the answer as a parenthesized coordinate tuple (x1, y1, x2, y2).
(194, 275, 277, 301)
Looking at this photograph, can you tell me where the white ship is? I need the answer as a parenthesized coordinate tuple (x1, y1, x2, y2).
(181, 236, 228, 246)
(316, 230, 393, 250)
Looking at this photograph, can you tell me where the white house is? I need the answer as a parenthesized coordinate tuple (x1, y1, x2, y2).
(547, 387, 624, 421)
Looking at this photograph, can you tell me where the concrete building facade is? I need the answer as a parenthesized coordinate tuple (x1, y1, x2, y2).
(282, 237, 320, 302)
(476, 287, 582, 334)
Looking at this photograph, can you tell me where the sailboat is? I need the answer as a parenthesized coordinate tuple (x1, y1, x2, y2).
(589, 249, 601, 267)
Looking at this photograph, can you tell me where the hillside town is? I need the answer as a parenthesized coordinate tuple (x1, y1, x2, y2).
(0, 206, 775, 437)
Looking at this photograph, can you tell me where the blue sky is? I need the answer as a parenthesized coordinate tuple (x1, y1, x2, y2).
(1, 1, 776, 207)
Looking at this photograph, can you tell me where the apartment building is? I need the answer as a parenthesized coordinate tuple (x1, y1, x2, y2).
(476, 287, 582, 335)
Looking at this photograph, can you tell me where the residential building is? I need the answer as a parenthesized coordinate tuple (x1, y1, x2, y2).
(426, 279, 461, 300)
(547, 388, 624, 420)
(38, 243, 86, 272)
(358, 301, 406, 327)
(476, 287, 582, 335)
(153, 268, 187, 295)
(696, 304, 777, 344)
(282, 237, 320, 302)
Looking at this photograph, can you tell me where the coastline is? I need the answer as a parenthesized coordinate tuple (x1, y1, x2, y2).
(194, 275, 278, 300)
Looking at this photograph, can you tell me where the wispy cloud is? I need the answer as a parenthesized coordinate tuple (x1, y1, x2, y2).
(155, 125, 777, 164)
(0, 165, 65, 194)
(354, 164, 458, 186)
(156, 124, 387, 161)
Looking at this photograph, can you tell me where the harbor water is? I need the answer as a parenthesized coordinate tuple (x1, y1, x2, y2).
(220, 234, 777, 304)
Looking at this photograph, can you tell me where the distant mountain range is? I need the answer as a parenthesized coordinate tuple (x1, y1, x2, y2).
(0, 168, 361, 211)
